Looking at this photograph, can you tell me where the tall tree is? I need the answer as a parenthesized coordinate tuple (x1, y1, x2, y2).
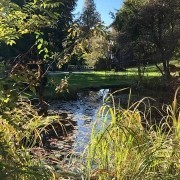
(0, 0, 77, 58)
(63, 23, 109, 68)
(112, 0, 180, 79)
(112, 0, 148, 78)
(79, 0, 101, 31)
(48, 0, 77, 52)
(65, 0, 105, 67)
(138, 0, 180, 78)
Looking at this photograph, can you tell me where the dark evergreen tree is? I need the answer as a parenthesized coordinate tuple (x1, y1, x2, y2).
(79, 0, 101, 31)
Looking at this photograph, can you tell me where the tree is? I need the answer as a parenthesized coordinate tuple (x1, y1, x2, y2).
(138, 0, 180, 78)
(83, 33, 110, 67)
(112, 0, 148, 79)
(0, 0, 77, 115)
(0, 0, 60, 45)
(47, 0, 77, 52)
(79, 0, 101, 31)
(63, 23, 110, 68)
(112, 0, 180, 79)
(63, 0, 110, 68)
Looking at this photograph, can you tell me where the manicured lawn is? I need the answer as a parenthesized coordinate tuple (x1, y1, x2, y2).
(47, 72, 135, 89)
(46, 70, 159, 98)
(43, 59, 179, 99)
(47, 64, 165, 90)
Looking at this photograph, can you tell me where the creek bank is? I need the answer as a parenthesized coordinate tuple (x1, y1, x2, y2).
(44, 76, 168, 101)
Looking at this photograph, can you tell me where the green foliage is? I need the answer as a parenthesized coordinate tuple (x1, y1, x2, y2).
(0, 0, 78, 73)
(0, 0, 74, 172)
(86, 89, 180, 179)
(60, 0, 107, 68)
(0, 70, 59, 178)
(0, 0, 78, 112)
(0, 98, 59, 179)
(63, 23, 110, 67)
(112, 0, 180, 78)
(35, 31, 50, 60)
(113, 0, 147, 32)
(0, 0, 60, 46)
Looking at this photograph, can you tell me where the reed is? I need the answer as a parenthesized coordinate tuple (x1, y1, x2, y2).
(86, 88, 180, 179)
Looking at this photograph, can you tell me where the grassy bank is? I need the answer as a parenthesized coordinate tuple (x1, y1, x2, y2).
(47, 66, 162, 89)
(0, 101, 58, 179)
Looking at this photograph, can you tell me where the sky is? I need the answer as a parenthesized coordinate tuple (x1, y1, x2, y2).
(74, 0, 124, 26)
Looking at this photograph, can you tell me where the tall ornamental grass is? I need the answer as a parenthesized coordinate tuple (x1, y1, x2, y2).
(86, 88, 180, 180)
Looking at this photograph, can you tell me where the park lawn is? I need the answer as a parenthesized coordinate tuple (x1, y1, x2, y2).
(47, 63, 166, 90)
(47, 71, 159, 89)
(45, 70, 160, 99)
(43, 59, 179, 99)
(48, 72, 134, 89)
(45, 72, 134, 99)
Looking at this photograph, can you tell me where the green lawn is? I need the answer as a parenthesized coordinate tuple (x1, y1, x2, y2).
(48, 72, 134, 89)
(43, 60, 179, 99)
(47, 63, 165, 90)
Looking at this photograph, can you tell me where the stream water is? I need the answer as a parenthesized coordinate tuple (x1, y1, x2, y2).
(49, 90, 108, 148)
(36, 89, 110, 171)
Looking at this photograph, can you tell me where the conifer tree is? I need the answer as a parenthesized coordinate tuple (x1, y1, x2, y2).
(80, 0, 101, 31)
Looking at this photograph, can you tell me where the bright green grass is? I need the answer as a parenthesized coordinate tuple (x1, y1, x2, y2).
(45, 72, 134, 99)
(44, 59, 179, 98)
(47, 72, 136, 89)
(47, 67, 161, 91)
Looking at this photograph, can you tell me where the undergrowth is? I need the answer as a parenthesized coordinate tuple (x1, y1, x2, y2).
(0, 100, 58, 179)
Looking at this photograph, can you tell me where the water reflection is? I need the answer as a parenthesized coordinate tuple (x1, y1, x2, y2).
(47, 89, 109, 157)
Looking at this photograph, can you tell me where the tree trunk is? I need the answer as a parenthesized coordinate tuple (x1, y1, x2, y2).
(37, 63, 48, 116)
(155, 63, 164, 76)
(162, 60, 171, 79)
(161, 49, 170, 79)
(137, 61, 142, 81)
(166, 59, 171, 77)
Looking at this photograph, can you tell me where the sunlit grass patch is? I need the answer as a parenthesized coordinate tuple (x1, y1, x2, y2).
(47, 60, 177, 92)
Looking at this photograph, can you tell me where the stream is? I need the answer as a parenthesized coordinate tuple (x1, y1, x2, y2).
(31, 88, 169, 173)
(32, 89, 110, 172)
